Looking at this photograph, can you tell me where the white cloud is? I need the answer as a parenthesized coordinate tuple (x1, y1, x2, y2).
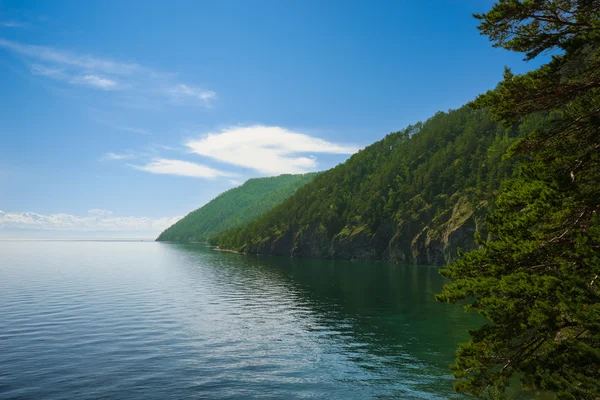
(102, 152, 136, 160)
(0, 38, 140, 75)
(0, 38, 214, 105)
(169, 84, 216, 104)
(186, 125, 359, 175)
(130, 158, 235, 178)
(30, 63, 66, 78)
(70, 74, 120, 90)
(0, 210, 181, 233)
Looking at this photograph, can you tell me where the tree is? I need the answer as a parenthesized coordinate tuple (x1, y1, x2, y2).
(437, 1, 600, 399)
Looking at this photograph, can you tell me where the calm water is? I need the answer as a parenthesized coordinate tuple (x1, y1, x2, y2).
(0, 241, 478, 399)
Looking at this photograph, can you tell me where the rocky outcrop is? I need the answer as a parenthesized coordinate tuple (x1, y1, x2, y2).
(408, 195, 483, 265)
(235, 194, 485, 266)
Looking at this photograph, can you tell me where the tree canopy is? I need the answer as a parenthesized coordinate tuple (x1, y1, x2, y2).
(437, 1, 600, 398)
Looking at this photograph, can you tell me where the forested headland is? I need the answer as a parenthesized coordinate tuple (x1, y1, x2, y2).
(156, 173, 317, 243)
(210, 106, 545, 264)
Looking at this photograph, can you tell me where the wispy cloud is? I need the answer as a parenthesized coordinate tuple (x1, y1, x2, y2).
(0, 38, 215, 106)
(0, 38, 140, 75)
(71, 74, 121, 90)
(101, 152, 137, 161)
(186, 125, 359, 175)
(0, 209, 181, 233)
(130, 158, 235, 179)
(30, 63, 67, 79)
(100, 143, 179, 162)
(0, 21, 27, 28)
(92, 115, 151, 135)
(169, 84, 216, 105)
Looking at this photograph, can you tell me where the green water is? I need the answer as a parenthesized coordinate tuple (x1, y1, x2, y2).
(0, 240, 481, 399)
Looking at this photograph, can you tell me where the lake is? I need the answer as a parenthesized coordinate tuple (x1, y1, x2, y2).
(0, 240, 478, 399)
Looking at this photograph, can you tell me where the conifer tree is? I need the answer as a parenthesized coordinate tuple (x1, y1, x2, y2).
(437, 1, 600, 398)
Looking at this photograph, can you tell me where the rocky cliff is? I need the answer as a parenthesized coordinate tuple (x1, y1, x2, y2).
(230, 194, 487, 266)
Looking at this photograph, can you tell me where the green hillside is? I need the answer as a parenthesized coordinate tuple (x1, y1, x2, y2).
(156, 173, 317, 243)
(212, 106, 547, 264)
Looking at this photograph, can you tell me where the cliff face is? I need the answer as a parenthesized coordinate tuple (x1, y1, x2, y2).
(233, 194, 486, 266)
(404, 195, 485, 265)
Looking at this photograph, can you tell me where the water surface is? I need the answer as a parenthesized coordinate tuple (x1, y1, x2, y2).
(0, 241, 477, 399)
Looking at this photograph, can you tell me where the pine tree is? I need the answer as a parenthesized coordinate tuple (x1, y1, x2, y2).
(437, 1, 600, 398)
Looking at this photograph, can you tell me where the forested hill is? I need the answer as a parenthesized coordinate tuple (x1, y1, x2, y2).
(212, 106, 547, 265)
(156, 173, 317, 243)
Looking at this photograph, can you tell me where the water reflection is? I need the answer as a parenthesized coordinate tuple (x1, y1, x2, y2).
(168, 243, 478, 398)
(0, 240, 484, 400)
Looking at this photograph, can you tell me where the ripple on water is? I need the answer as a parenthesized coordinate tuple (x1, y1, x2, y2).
(0, 241, 477, 399)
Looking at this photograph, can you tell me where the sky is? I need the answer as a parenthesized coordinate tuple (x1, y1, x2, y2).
(0, 0, 545, 238)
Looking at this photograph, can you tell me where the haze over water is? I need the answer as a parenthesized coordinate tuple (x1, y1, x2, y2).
(0, 241, 478, 399)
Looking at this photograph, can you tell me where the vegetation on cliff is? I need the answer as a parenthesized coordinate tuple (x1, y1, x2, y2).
(211, 106, 548, 264)
(156, 173, 317, 243)
(437, 0, 600, 398)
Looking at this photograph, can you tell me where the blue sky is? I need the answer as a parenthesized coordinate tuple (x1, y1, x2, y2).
(0, 0, 544, 238)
